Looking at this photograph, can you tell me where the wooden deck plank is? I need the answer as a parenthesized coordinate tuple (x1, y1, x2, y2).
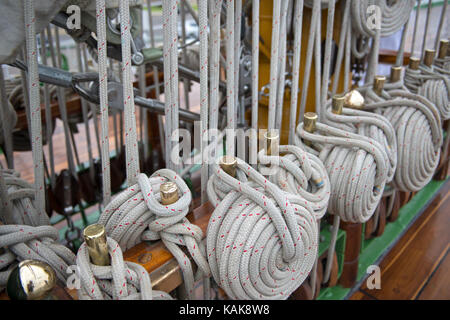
(416, 248, 450, 300)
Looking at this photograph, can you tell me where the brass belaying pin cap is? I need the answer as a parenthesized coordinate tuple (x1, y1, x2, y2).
(264, 129, 279, 156)
(373, 75, 386, 96)
(438, 39, 449, 59)
(423, 49, 435, 67)
(332, 94, 345, 115)
(160, 181, 179, 205)
(219, 155, 237, 177)
(409, 57, 420, 70)
(344, 90, 364, 109)
(83, 224, 110, 266)
(7, 260, 56, 300)
(390, 66, 403, 83)
(304, 112, 318, 133)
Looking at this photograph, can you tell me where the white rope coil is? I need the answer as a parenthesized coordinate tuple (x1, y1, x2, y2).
(206, 158, 318, 299)
(351, 0, 415, 38)
(257, 145, 331, 220)
(0, 224, 76, 286)
(296, 121, 388, 223)
(363, 87, 443, 192)
(98, 169, 210, 299)
(76, 237, 172, 300)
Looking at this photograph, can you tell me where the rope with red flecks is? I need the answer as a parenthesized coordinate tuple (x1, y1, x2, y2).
(76, 236, 172, 300)
(98, 168, 210, 299)
(206, 157, 318, 299)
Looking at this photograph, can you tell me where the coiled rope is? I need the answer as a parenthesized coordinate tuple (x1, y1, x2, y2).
(206, 158, 318, 299)
(363, 85, 442, 191)
(98, 169, 210, 299)
(76, 236, 172, 300)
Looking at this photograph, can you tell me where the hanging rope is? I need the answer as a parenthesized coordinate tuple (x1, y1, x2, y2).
(98, 169, 210, 299)
(206, 157, 318, 299)
(76, 237, 172, 300)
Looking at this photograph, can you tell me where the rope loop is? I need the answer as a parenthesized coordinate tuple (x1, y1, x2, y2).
(257, 144, 331, 219)
(76, 237, 172, 300)
(98, 168, 210, 299)
(296, 121, 388, 223)
(206, 158, 318, 299)
(0, 224, 75, 285)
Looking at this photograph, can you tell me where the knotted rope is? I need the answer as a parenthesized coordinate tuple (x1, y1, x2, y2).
(98, 169, 210, 299)
(296, 121, 388, 223)
(363, 86, 442, 191)
(404, 62, 450, 120)
(257, 145, 331, 220)
(76, 237, 172, 300)
(206, 158, 318, 299)
(0, 224, 75, 286)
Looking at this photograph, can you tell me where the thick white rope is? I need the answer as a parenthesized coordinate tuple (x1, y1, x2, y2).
(199, 0, 208, 204)
(76, 237, 172, 300)
(226, 0, 236, 155)
(0, 67, 16, 168)
(206, 158, 318, 299)
(95, 0, 112, 204)
(24, 0, 45, 217)
(250, 0, 260, 164)
(98, 169, 210, 299)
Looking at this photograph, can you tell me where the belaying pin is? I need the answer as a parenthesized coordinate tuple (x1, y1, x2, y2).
(390, 66, 403, 83)
(160, 181, 179, 205)
(83, 224, 110, 266)
(409, 57, 420, 70)
(373, 75, 386, 96)
(332, 94, 345, 115)
(219, 155, 237, 178)
(423, 49, 436, 67)
(264, 129, 279, 156)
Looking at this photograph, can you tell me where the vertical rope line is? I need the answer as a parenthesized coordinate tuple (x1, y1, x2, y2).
(274, 0, 289, 131)
(162, 0, 173, 170)
(298, 0, 320, 124)
(180, 0, 191, 111)
(320, 0, 336, 118)
(75, 43, 96, 183)
(24, 0, 45, 218)
(226, 0, 236, 155)
(267, 0, 282, 131)
(313, 4, 322, 120)
(0, 67, 14, 168)
(251, 0, 260, 163)
(234, 0, 242, 117)
(331, 0, 351, 95)
(0, 169, 13, 223)
(344, 15, 351, 92)
(96, 0, 112, 204)
(120, 0, 140, 184)
(365, 27, 380, 84)
(199, 0, 208, 204)
(420, 0, 433, 57)
(288, 0, 304, 144)
(146, 0, 165, 162)
(411, 0, 422, 57)
(434, 0, 448, 50)
(396, 17, 410, 66)
(39, 31, 56, 188)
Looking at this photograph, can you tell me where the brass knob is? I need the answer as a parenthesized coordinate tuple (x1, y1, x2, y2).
(409, 57, 420, 70)
(390, 66, 403, 83)
(264, 129, 279, 156)
(438, 39, 449, 59)
(423, 49, 435, 67)
(160, 181, 179, 205)
(344, 90, 364, 109)
(219, 155, 237, 177)
(373, 75, 386, 96)
(7, 260, 56, 300)
(83, 224, 110, 266)
(304, 112, 318, 133)
(332, 94, 345, 115)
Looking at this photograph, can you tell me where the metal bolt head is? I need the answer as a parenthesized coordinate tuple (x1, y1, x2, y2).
(390, 66, 403, 83)
(160, 181, 179, 205)
(7, 260, 56, 300)
(83, 224, 110, 266)
(264, 129, 279, 156)
(344, 90, 364, 109)
(304, 112, 318, 133)
(373, 75, 386, 96)
(438, 39, 449, 59)
(219, 155, 237, 177)
(409, 57, 420, 70)
(332, 94, 345, 115)
(423, 49, 436, 67)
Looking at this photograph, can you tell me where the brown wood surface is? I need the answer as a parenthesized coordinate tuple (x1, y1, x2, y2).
(339, 222, 362, 288)
(351, 179, 450, 300)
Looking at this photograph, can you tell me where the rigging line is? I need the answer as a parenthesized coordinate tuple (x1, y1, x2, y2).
(251, 0, 260, 164)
